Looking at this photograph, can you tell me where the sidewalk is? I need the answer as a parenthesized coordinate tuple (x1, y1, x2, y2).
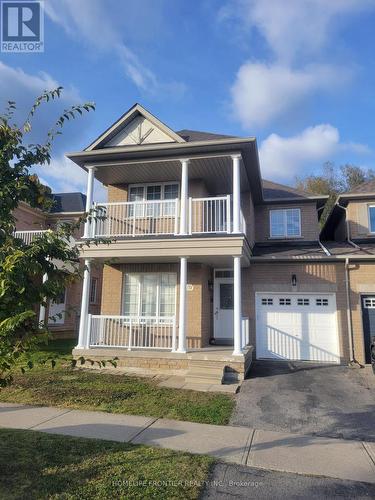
(1, 402, 374, 484)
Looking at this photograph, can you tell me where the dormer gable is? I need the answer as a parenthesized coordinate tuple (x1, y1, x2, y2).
(85, 103, 185, 151)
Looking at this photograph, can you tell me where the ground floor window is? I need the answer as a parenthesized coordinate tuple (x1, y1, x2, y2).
(122, 273, 177, 317)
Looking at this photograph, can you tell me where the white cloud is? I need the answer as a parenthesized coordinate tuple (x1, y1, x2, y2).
(45, 0, 185, 96)
(0, 60, 92, 154)
(223, 0, 375, 129)
(220, 0, 374, 63)
(259, 124, 370, 180)
(230, 63, 348, 128)
(33, 156, 107, 202)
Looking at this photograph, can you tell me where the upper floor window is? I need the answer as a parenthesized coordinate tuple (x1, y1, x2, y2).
(128, 183, 179, 217)
(368, 205, 375, 233)
(270, 208, 301, 238)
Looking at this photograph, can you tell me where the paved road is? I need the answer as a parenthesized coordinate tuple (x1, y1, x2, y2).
(203, 463, 375, 499)
(231, 361, 375, 441)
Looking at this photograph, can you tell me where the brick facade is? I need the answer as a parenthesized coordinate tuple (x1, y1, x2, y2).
(254, 202, 320, 242)
(348, 262, 375, 364)
(100, 262, 213, 348)
(13, 203, 100, 339)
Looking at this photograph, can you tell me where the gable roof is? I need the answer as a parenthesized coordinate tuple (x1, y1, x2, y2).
(262, 179, 328, 203)
(49, 193, 86, 213)
(176, 129, 239, 142)
(343, 179, 375, 195)
(85, 103, 185, 151)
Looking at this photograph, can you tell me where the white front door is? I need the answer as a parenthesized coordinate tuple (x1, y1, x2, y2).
(256, 293, 340, 363)
(214, 270, 234, 342)
(48, 289, 66, 325)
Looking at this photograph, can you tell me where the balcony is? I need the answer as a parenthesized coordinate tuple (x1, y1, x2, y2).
(91, 196, 246, 238)
(14, 230, 49, 244)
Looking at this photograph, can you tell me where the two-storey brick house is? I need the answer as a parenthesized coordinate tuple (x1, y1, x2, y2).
(321, 181, 375, 365)
(66, 103, 375, 382)
(13, 193, 102, 337)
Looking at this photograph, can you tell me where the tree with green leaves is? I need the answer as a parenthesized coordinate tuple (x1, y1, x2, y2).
(0, 88, 104, 386)
(295, 161, 375, 226)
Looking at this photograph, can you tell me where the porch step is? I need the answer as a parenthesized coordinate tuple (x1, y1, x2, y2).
(184, 362, 225, 385)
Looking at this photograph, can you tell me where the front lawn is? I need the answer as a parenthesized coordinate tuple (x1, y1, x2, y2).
(0, 428, 213, 500)
(0, 340, 234, 425)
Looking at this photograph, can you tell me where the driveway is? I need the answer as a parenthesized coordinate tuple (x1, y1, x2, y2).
(231, 361, 375, 441)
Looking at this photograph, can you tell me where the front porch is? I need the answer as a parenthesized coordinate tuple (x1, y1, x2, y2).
(72, 345, 254, 385)
(74, 258, 252, 384)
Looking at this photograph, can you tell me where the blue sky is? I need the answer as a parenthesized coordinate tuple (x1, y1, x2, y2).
(2, 0, 375, 200)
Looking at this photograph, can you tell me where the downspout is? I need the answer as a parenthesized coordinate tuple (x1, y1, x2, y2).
(337, 202, 361, 249)
(318, 238, 331, 256)
(344, 257, 364, 367)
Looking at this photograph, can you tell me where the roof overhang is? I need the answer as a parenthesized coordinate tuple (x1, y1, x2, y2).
(67, 138, 263, 203)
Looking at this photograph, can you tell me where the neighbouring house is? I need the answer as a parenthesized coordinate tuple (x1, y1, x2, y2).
(13, 193, 102, 338)
(321, 180, 375, 365)
(65, 103, 374, 384)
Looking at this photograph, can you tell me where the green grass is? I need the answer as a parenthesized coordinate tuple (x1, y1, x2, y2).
(0, 428, 213, 500)
(0, 340, 234, 425)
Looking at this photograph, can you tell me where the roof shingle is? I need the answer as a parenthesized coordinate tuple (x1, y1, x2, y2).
(176, 129, 239, 142)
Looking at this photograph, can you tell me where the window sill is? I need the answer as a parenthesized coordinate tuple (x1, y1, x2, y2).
(268, 236, 303, 240)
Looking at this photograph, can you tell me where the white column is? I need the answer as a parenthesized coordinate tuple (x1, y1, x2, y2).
(38, 273, 48, 325)
(177, 257, 188, 353)
(83, 166, 96, 238)
(179, 159, 189, 235)
(233, 256, 243, 356)
(77, 259, 92, 349)
(232, 154, 241, 233)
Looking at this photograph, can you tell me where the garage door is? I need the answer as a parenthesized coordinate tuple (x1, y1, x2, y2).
(256, 293, 340, 363)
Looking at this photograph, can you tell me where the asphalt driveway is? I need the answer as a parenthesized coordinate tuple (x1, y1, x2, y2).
(231, 361, 375, 441)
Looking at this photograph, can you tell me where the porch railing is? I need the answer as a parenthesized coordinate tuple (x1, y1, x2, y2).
(92, 195, 246, 237)
(89, 315, 177, 350)
(241, 316, 249, 349)
(14, 229, 49, 244)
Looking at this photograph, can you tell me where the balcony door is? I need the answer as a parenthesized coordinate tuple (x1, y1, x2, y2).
(213, 269, 234, 344)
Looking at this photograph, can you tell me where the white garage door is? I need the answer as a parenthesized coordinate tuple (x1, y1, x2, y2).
(256, 293, 340, 363)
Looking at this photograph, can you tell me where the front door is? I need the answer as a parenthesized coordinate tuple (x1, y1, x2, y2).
(48, 289, 66, 325)
(361, 295, 375, 364)
(214, 270, 234, 343)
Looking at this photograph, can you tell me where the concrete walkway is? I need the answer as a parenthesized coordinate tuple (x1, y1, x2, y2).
(1, 402, 375, 484)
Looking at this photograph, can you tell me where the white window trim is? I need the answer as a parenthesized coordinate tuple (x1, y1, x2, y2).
(122, 272, 177, 317)
(128, 182, 180, 219)
(128, 182, 180, 201)
(368, 205, 375, 234)
(269, 208, 302, 239)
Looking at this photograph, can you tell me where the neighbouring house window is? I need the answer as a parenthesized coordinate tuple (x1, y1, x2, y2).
(368, 206, 375, 233)
(128, 183, 179, 217)
(270, 209, 301, 238)
(90, 278, 98, 304)
(122, 273, 177, 317)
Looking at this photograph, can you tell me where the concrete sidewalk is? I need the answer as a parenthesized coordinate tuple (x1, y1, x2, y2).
(1, 402, 374, 484)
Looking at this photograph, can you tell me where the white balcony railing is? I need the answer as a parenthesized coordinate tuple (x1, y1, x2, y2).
(89, 315, 177, 350)
(189, 195, 231, 234)
(92, 196, 247, 238)
(93, 199, 179, 237)
(14, 230, 49, 244)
